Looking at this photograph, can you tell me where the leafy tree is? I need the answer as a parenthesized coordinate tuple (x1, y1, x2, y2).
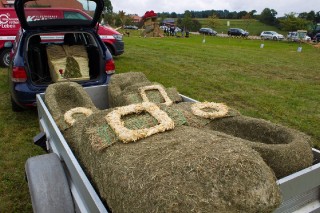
(114, 10, 126, 28)
(182, 10, 193, 31)
(280, 13, 311, 31)
(124, 16, 134, 26)
(103, 0, 112, 12)
(249, 10, 257, 17)
(103, 0, 113, 25)
(315, 11, 320, 23)
(307, 11, 316, 22)
(298, 12, 308, 19)
(170, 12, 177, 18)
(242, 13, 253, 30)
(238, 11, 247, 19)
(259, 8, 278, 26)
(190, 19, 201, 31)
(176, 18, 183, 28)
(208, 14, 220, 29)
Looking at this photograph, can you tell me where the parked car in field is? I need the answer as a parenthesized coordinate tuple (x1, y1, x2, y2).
(287, 31, 311, 42)
(124, 25, 138, 30)
(313, 33, 320, 42)
(9, 0, 115, 112)
(199, 28, 217, 36)
(227, 28, 249, 37)
(260, 31, 284, 40)
(160, 25, 168, 30)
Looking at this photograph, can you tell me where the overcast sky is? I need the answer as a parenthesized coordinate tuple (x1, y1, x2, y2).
(111, 0, 319, 17)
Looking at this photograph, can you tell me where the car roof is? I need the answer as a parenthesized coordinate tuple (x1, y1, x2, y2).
(14, 0, 104, 30)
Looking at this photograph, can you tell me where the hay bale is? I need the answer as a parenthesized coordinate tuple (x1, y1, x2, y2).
(174, 102, 240, 128)
(45, 82, 98, 131)
(47, 45, 67, 82)
(207, 116, 314, 179)
(63, 56, 82, 78)
(174, 102, 313, 178)
(64, 120, 281, 213)
(79, 104, 187, 151)
(108, 73, 182, 108)
(46, 45, 89, 82)
(63, 45, 90, 79)
(113, 82, 182, 107)
(48, 80, 281, 212)
(108, 72, 151, 108)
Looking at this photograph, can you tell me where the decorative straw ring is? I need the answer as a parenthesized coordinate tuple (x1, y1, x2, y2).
(191, 102, 229, 119)
(64, 107, 93, 126)
(105, 102, 174, 143)
(139, 85, 173, 106)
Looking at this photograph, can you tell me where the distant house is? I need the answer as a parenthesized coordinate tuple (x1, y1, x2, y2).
(162, 18, 175, 25)
(130, 15, 142, 23)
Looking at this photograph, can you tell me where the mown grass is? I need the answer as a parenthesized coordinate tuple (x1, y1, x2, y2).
(115, 35, 320, 147)
(0, 69, 44, 212)
(0, 34, 319, 212)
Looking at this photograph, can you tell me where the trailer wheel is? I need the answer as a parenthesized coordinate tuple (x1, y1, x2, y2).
(0, 48, 11, 67)
(25, 153, 74, 213)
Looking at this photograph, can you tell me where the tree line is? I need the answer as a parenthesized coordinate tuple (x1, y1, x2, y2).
(102, 1, 320, 35)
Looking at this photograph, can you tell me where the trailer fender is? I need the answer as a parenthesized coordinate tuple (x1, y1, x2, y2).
(25, 153, 74, 213)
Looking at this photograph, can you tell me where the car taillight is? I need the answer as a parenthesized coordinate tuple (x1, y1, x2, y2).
(12, 66, 27, 82)
(105, 59, 115, 74)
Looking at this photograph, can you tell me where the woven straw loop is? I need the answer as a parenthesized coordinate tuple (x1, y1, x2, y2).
(64, 107, 93, 126)
(105, 102, 175, 143)
(139, 85, 173, 106)
(191, 102, 229, 119)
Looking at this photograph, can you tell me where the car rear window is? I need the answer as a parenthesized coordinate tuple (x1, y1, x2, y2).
(15, 0, 104, 30)
(64, 11, 88, 20)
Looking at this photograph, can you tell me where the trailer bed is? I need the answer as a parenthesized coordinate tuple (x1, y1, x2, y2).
(35, 85, 320, 213)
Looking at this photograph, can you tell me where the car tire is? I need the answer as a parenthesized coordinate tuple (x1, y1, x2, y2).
(0, 48, 11, 67)
(11, 97, 24, 112)
(273, 37, 277, 41)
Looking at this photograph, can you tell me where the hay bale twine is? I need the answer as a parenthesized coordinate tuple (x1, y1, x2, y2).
(45, 82, 97, 131)
(207, 115, 313, 178)
(63, 113, 281, 212)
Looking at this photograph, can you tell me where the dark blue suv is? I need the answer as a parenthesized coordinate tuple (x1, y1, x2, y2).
(9, 0, 115, 111)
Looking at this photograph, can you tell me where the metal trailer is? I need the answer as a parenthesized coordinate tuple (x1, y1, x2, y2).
(26, 85, 320, 213)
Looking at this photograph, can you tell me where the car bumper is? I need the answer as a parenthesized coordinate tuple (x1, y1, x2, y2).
(113, 40, 124, 56)
(11, 77, 108, 109)
(12, 83, 44, 108)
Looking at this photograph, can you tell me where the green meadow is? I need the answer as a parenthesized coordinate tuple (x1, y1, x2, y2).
(1, 33, 319, 211)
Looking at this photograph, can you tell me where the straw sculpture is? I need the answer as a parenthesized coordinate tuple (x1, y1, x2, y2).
(42, 73, 315, 212)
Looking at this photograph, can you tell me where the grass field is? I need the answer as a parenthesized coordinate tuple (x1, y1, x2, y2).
(1, 34, 319, 212)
